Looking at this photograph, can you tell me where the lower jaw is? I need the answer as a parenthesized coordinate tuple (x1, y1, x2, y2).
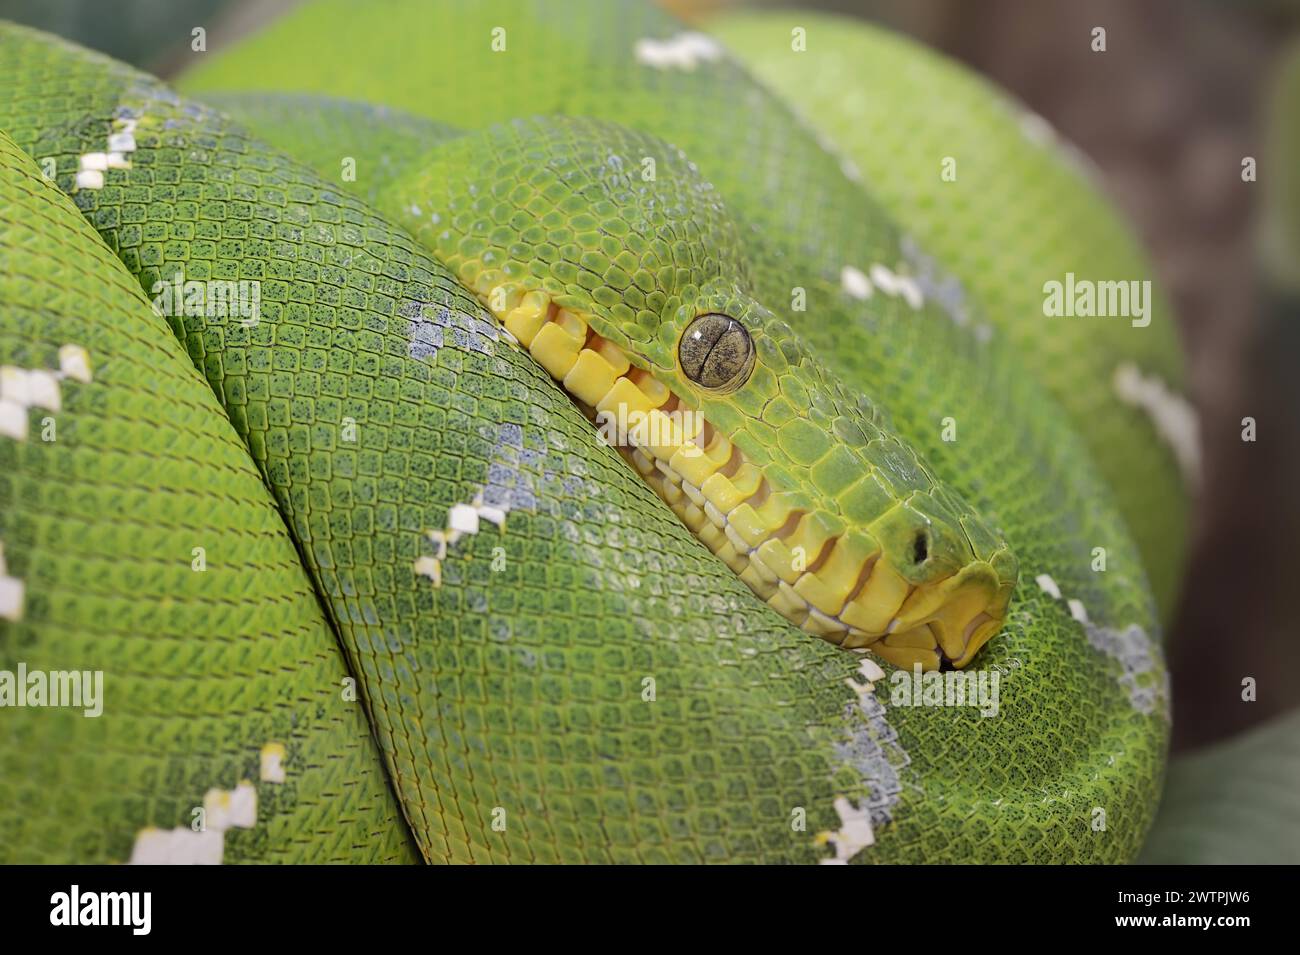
(472, 277, 994, 671)
(629, 446, 1000, 670)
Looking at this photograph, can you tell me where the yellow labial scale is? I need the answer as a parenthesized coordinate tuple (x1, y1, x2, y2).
(754, 538, 801, 586)
(563, 348, 622, 406)
(793, 571, 848, 618)
(891, 576, 954, 629)
(471, 268, 508, 299)
(520, 290, 551, 314)
(630, 448, 656, 476)
(502, 289, 551, 344)
(767, 580, 808, 621)
(752, 493, 798, 538)
(715, 540, 749, 575)
(680, 503, 709, 533)
(554, 308, 588, 340)
(530, 318, 587, 379)
(784, 512, 841, 570)
(703, 429, 733, 465)
(893, 562, 1000, 659)
(678, 404, 705, 445)
(726, 502, 774, 548)
(499, 285, 526, 313)
(482, 279, 524, 315)
(592, 336, 631, 375)
(883, 625, 939, 650)
(729, 461, 764, 496)
(739, 562, 779, 598)
(698, 520, 726, 552)
(668, 442, 724, 488)
(596, 376, 661, 421)
(654, 458, 683, 484)
(699, 472, 740, 513)
(803, 607, 848, 639)
(814, 531, 881, 609)
(628, 367, 671, 406)
(743, 549, 779, 585)
(662, 494, 690, 522)
(681, 480, 706, 507)
(659, 479, 685, 505)
(505, 305, 548, 346)
(643, 407, 688, 460)
(872, 643, 942, 672)
(934, 593, 995, 662)
(839, 561, 912, 633)
(842, 628, 877, 650)
(701, 462, 762, 513)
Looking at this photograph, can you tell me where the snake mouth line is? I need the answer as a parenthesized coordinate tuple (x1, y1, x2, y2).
(480, 282, 1003, 670)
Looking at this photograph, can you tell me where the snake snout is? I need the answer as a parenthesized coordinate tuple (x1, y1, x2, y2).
(865, 559, 1016, 670)
(456, 271, 1019, 671)
(405, 115, 1020, 673)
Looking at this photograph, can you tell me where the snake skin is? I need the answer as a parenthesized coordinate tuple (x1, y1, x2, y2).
(0, 128, 417, 863)
(712, 11, 1192, 618)
(0, 0, 1178, 863)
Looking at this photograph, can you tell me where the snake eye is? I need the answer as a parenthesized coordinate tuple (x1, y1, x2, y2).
(678, 313, 755, 392)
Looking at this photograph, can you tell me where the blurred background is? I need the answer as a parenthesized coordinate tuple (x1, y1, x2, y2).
(2, 0, 1297, 757)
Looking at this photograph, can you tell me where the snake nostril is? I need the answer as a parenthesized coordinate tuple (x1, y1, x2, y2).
(912, 531, 929, 565)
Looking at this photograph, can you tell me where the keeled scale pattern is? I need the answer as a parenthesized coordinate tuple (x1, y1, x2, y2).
(714, 12, 1191, 617)
(198, 91, 463, 210)
(384, 116, 1014, 585)
(0, 24, 888, 863)
(183, 0, 1192, 620)
(387, 111, 1164, 862)
(182, 0, 1172, 862)
(0, 129, 416, 863)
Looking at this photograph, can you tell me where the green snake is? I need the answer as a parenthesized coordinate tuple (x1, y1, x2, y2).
(0, 0, 1188, 863)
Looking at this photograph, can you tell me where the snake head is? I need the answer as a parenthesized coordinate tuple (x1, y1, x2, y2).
(393, 116, 1018, 670)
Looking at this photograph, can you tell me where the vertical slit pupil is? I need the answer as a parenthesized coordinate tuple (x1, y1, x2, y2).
(679, 313, 752, 390)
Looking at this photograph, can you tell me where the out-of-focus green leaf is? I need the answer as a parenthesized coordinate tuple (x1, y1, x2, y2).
(1141, 709, 1300, 863)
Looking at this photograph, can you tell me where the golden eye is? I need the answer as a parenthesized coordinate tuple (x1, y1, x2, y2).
(678, 313, 755, 392)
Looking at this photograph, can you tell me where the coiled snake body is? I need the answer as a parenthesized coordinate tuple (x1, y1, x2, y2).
(0, 0, 1187, 863)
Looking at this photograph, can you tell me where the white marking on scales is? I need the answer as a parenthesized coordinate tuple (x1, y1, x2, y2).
(414, 494, 510, 587)
(816, 797, 875, 864)
(1034, 573, 1061, 600)
(1033, 567, 1168, 716)
(841, 263, 924, 308)
(1112, 362, 1201, 487)
(75, 118, 138, 190)
(127, 780, 257, 865)
(0, 540, 23, 622)
(0, 344, 92, 441)
(259, 742, 287, 783)
(634, 32, 724, 71)
(840, 265, 873, 300)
